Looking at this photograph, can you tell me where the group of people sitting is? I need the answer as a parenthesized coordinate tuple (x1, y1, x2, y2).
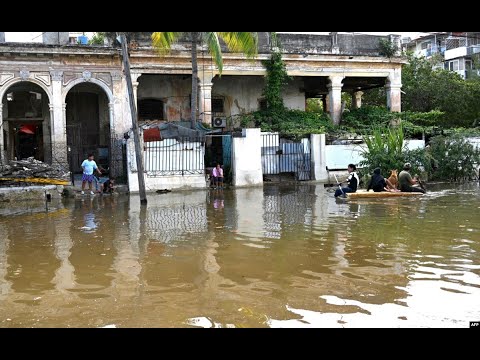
(334, 162, 426, 198)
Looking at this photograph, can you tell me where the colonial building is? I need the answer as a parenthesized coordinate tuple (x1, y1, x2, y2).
(0, 32, 405, 189)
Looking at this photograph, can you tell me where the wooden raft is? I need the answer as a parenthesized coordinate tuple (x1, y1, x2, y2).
(347, 190, 424, 199)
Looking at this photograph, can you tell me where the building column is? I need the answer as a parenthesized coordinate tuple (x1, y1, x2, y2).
(386, 78, 402, 112)
(111, 71, 126, 179)
(198, 71, 214, 126)
(232, 128, 263, 186)
(322, 95, 328, 113)
(49, 70, 68, 169)
(351, 91, 364, 109)
(327, 75, 344, 125)
(330, 32, 339, 54)
(310, 133, 328, 182)
(0, 103, 4, 164)
(131, 72, 141, 105)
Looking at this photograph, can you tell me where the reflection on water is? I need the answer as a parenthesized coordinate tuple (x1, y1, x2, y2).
(0, 183, 479, 327)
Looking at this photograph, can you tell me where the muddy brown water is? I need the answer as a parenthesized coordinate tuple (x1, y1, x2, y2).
(0, 183, 479, 327)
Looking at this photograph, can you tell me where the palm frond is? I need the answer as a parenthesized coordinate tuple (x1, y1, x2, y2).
(217, 32, 258, 58)
(151, 32, 183, 54)
(203, 32, 224, 73)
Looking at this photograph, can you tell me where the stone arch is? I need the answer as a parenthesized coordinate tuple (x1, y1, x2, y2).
(64, 78, 116, 175)
(62, 77, 113, 103)
(0, 78, 54, 164)
(0, 77, 53, 104)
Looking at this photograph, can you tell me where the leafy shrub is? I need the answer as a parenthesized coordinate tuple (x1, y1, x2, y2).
(359, 126, 406, 176)
(240, 108, 334, 140)
(428, 135, 480, 181)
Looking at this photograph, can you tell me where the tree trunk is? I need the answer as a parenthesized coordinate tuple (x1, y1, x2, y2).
(191, 32, 199, 129)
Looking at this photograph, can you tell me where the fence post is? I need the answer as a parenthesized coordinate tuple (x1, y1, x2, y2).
(311, 134, 328, 182)
(232, 128, 263, 187)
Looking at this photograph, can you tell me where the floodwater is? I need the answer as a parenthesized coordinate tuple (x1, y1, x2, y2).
(0, 183, 479, 328)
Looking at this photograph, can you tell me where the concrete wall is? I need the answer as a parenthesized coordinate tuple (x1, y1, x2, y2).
(139, 74, 304, 124)
(212, 75, 304, 117)
(42, 32, 69, 45)
(0, 32, 4, 43)
(137, 74, 191, 121)
(232, 128, 263, 187)
(0, 185, 64, 202)
(278, 33, 390, 56)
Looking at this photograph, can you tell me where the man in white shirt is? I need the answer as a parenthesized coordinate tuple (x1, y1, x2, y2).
(81, 153, 102, 195)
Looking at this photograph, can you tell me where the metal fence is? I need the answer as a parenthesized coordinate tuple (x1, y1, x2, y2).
(261, 133, 311, 181)
(143, 137, 205, 177)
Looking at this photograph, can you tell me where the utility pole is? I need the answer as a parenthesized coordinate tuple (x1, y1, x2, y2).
(119, 32, 147, 205)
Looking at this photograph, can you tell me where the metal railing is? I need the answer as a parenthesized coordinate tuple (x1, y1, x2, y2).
(143, 137, 205, 177)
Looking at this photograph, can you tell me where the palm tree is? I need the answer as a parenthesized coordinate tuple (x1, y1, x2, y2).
(152, 32, 259, 128)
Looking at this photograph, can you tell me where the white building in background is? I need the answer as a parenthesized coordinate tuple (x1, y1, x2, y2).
(406, 32, 480, 79)
(444, 32, 480, 79)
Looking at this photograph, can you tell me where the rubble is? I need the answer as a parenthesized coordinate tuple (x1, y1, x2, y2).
(0, 157, 70, 184)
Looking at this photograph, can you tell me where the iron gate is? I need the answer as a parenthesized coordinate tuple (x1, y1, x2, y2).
(261, 133, 311, 181)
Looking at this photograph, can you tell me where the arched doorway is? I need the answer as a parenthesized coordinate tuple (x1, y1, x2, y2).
(1, 81, 52, 162)
(65, 83, 111, 174)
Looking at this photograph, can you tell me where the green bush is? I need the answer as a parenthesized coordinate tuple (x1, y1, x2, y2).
(240, 108, 334, 140)
(428, 135, 480, 181)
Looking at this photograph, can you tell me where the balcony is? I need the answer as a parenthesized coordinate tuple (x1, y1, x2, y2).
(415, 45, 445, 58)
(445, 45, 480, 60)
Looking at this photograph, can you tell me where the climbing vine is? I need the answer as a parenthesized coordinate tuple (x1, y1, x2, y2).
(262, 51, 290, 110)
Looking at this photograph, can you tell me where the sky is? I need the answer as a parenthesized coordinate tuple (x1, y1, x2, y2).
(4, 32, 95, 42)
(4, 32, 428, 43)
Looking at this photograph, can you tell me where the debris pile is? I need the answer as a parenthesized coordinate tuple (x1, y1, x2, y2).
(0, 157, 70, 184)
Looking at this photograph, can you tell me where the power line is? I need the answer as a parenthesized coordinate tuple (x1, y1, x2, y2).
(31, 32, 46, 40)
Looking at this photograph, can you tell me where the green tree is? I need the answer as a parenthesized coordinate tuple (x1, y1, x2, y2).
(401, 53, 480, 128)
(88, 32, 105, 45)
(151, 32, 258, 128)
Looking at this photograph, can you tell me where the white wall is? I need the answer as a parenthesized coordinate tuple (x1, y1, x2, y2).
(232, 128, 263, 187)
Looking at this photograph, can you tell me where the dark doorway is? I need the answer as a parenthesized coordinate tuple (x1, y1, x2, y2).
(12, 121, 44, 161)
(205, 134, 232, 183)
(66, 84, 110, 174)
(1, 82, 50, 163)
